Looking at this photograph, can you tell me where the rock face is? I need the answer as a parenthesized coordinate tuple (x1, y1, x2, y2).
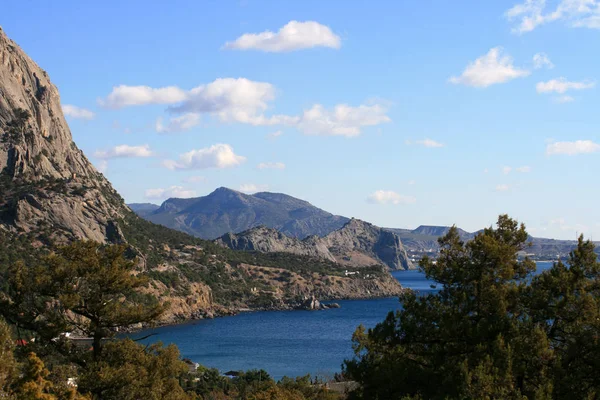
(0, 27, 127, 243)
(320, 218, 414, 270)
(139, 187, 349, 239)
(216, 226, 337, 262)
(217, 219, 415, 270)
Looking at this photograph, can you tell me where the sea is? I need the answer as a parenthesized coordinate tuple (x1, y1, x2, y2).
(131, 261, 554, 380)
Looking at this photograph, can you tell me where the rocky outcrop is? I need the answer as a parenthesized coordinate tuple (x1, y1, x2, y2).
(138, 187, 349, 239)
(0, 26, 127, 243)
(295, 295, 340, 311)
(321, 218, 414, 270)
(216, 219, 415, 270)
(216, 226, 337, 262)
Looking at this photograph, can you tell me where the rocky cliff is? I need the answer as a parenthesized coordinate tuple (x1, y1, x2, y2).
(216, 219, 415, 270)
(319, 218, 414, 270)
(0, 26, 127, 243)
(216, 226, 337, 262)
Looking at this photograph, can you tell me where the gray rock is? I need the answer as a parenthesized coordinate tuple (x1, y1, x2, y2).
(215, 226, 337, 262)
(0, 27, 128, 243)
(215, 218, 415, 270)
(320, 218, 414, 270)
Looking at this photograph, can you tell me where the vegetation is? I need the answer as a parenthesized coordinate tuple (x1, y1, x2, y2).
(0, 240, 343, 399)
(344, 215, 600, 399)
(0, 241, 165, 359)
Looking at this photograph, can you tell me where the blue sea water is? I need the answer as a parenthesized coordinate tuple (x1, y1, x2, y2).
(132, 262, 554, 380)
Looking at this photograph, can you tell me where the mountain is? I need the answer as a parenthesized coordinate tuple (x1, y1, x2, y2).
(139, 187, 350, 239)
(320, 219, 414, 270)
(217, 219, 415, 270)
(128, 203, 160, 217)
(0, 27, 402, 324)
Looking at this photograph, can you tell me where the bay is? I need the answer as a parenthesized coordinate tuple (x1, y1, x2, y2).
(132, 261, 554, 380)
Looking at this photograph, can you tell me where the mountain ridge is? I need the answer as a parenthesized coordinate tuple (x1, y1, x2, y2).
(140, 187, 350, 239)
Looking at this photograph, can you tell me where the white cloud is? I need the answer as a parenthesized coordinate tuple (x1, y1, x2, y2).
(407, 138, 445, 148)
(267, 130, 283, 139)
(554, 95, 575, 103)
(99, 85, 187, 109)
(536, 78, 596, 93)
(223, 20, 341, 52)
(503, 165, 531, 174)
(168, 78, 298, 126)
(145, 186, 197, 200)
(408, 180, 416, 185)
(496, 184, 510, 192)
(100, 78, 289, 126)
(295, 104, 390, 137)
(62, 104, 95, 120)
(533, 52, 554, 69)
(100, 79, 389, 137)
(367, 190, 416, 205)
(257, 162, 286, 170)
(546, 140, 600, 155)
(94, 144, 153, 159)
(183, 176, 207, 183)
(549, 217, 589, 234)
(505, 0, 600, 33)
(449, 47, 530, 88)
(239, 183, 269, 193)
(163, 144, 246, 170)
(156, 113, 201, 133)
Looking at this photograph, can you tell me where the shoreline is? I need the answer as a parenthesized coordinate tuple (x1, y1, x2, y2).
(125, 289, 407, 333)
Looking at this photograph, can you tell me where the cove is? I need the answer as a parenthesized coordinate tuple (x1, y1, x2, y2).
(132, 263, 553, 380)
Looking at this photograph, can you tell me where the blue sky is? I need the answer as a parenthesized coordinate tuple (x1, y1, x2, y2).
(3, 0, 600, 239)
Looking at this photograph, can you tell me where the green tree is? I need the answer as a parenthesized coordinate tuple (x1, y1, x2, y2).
(526, 235, 600, 398)
(0, 241, 165, 359)
(344, 215, 548, 399)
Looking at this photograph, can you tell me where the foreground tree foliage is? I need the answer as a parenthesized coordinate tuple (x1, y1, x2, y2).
(344, 215, 600, 399)
(0, 240, 342, 399)
(0, 241, 165, 359)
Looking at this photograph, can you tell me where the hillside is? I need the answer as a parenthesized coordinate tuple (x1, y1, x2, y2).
(0, 27, 403, 324)
(135, 187, 349, 239)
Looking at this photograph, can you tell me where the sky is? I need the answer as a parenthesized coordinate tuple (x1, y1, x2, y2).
(2, 0, 600, 240)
